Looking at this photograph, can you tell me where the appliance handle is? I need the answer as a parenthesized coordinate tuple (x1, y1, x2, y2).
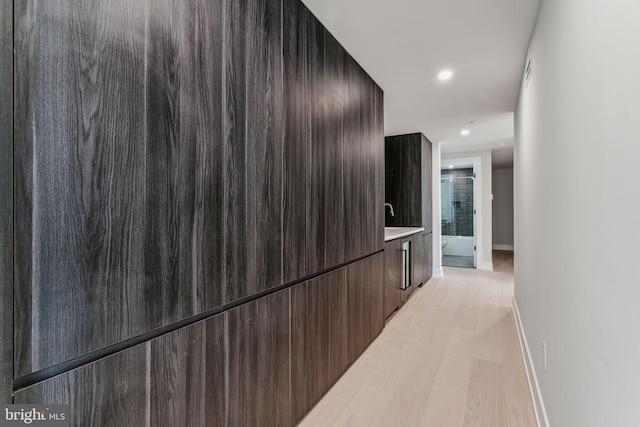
(401, 249, 408, 290)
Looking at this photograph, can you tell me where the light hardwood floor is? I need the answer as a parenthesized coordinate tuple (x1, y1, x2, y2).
(299, 251, 536, 427)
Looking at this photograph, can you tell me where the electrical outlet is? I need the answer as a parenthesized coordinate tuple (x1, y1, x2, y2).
(542, 341, 547, 372)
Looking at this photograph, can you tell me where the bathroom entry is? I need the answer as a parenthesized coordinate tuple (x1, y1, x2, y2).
(441, 165, 476, 268)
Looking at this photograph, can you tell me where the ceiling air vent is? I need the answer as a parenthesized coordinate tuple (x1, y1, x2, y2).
(525, 58, 533, 88)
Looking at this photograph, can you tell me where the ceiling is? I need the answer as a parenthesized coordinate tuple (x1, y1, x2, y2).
(300, 0, 540, 157)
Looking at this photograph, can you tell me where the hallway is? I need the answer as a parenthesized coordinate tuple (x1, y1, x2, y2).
(300, 251, 536, 426)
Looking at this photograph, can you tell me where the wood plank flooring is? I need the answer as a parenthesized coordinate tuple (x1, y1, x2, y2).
(299, 251, 536, 427)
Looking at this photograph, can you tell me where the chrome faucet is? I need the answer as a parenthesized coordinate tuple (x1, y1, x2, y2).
(385, 203, 394, 216)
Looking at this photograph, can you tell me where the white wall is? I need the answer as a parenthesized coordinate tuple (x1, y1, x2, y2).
(442, 149, 493, 270)
(514, 0, 640, 426)
(492, 168, 514, 250)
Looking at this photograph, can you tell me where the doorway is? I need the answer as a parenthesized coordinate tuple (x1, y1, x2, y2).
(441, 165, 476, 268)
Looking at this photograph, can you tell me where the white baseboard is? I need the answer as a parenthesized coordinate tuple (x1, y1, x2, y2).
(476, 261, 493, 271)
(432, 267, 444, 277)
(512, 297, 550, 427)
(493, 244, 514, 251)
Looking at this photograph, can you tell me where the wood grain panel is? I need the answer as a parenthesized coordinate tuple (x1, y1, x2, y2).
(305, 13, 326, 274)
(144, 0, 225, 328)
(14, 0, 225, 377)
(290, 282, 309, 424)
(14, 0, 148, 376)
(384, 239, 403, 318)
(14, 0, 385, 407)
(291, 268, 348, 424)
(227, 289, 291, 427)
(424, 232, 433, 283)
(410, 134, 424, 227)
(384, 135, 404, 227)
(224, 0, 284, 302)
(367, 252, 385, 342)
(344, 56, 373, 260)
(0, 0, 12, 404)
(384, 133, 432, 230)
(342, 55, 358, 261)
(14, 313, 226, 426)
(422, 134, 434, 233)
(291, 278, 328, 422)
(363, 75, 379, 257)
(347, 258, 369, 364)
(14, 342, 148, 426)
(374, 86, 385, 252)
(283, 0, 309, 282)
(322, 32, 346, 268)
(150, 315, 226, 427)
(328, 268, 350, 386)
(412, 232, 425, 287)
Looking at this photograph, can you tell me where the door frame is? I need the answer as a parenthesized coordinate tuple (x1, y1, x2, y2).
(439, 156, 481, 268)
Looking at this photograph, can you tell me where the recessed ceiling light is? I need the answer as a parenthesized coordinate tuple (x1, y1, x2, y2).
(448, 165, 454, 169)
(460, 129, 470, 136)
(438, 70, 453, 80)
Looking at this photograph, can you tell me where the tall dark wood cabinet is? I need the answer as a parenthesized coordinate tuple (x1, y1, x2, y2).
(384, 132, 434, 295)
(14, 0, 228, 376)
(8, 0, 385, 424)
(384, 133, 433, 231)
(224, 0, 285, 303)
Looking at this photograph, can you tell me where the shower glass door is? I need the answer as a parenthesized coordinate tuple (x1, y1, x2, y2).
(441, 167, 476, 268)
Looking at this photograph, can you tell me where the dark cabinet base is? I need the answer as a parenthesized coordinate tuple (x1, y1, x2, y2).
(384, 239, 403, 318)
(384, 231, 434, 319)
(15, 314, 227, 427)
(14, 254, 384, 427)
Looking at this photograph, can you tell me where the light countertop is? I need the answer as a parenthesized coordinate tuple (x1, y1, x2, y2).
(384, 227, 425, 242)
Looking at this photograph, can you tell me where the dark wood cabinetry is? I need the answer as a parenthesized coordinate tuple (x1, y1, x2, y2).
(411, 231, 434, 288)
(291, 269, 348, 423)
(227, 290, 292, 427)
(150, 316, 226, 427)
(282, 0, 311, 282)
(224, 0, 285, 303)
(9, 0, 384, 424)
(0, 0, 12, 404)
(347, 253, 384, 363)
(411, 233, 425, 288)
(383, 132, 434, 311)
(291, 252, 383, 424)
(424, 232, 434, 284)
(384, 133, 433, 232)
(283, 0, 384, 279)
(15, 254, 384, 427)
(13, 0, 384, 379)
(384, 238, 403, 318)
(15, 314, 227, 427)
(14, 0, 228, 377)
(384, 230, 434, 319)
